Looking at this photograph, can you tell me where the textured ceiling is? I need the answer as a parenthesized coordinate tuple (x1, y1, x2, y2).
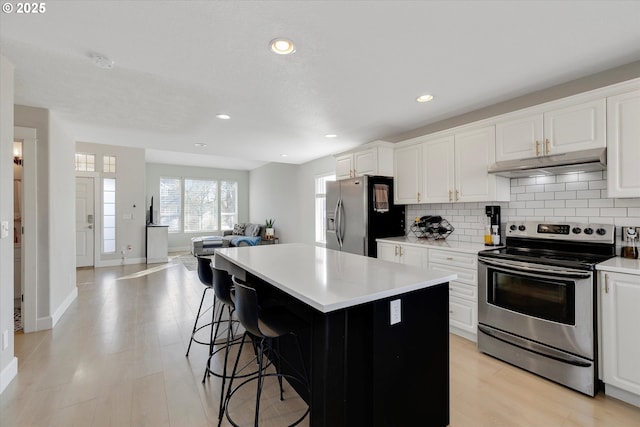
(2, 1, 640, 170)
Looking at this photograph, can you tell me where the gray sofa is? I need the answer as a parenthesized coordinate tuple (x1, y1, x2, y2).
(190, 223, 263, 256)
(222, 223, 263, 246)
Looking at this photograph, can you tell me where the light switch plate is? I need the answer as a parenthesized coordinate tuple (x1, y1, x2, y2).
(0, 221, 9, 239)
(2, 330, 8, 350)
(390, 299, 401, 325)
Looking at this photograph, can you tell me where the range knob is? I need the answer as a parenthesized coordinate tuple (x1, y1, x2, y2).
(584, 227, 594, 235)
(510, 224, 517, 231)
(572, 227, 582, 234)
(518, 225, 526, 231)
(596, 228, 607, 236)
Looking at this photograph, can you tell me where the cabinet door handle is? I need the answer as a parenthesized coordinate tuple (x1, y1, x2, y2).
(446, 256, 454, 261)
(455, 190, 459, 201)
(399, 246, 403, 256)
(417, 192, 421, 203)
(535, 140, 540, 156)
(395, 245, 398, 257)
(605, 273, 609, 294)
(545, 138, 550, 155)
(448, 190, 452, 202)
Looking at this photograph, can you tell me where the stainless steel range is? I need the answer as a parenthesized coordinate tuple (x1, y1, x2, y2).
(477, 221, 616, 396)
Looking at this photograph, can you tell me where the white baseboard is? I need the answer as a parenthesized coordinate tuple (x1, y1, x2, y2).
(0, 357, 18, 394)
(605, 384, 640, 408)
(169, 246, 190, 253)
(36, 316, 53, 331)
(96, 257, 146, 267)
(51, 286, 78, 328)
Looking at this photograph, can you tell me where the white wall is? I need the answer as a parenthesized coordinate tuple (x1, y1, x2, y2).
(76, 142, 147, 265)
(248, 156, 336, 246)
(0, 55, 17, 393)
(296, 155, 336, 245)
(47, 114, 77, 322)
(146, 163, 250, 251)
(249, 163, 301, 244)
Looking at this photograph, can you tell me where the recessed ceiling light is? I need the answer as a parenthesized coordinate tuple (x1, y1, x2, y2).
(194, 143, 207, 148)
(416, 94, 434, 103)
(280, 154, 288, 158)
(270, 38, 296, 55)
(216, 114, 231, 120)
(92, 54, 114, 69)
(325, 134, 337, 138)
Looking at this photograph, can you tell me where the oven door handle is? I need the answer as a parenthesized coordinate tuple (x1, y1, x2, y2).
(478, 325, 592, 368)
(479, 258, 592, 279)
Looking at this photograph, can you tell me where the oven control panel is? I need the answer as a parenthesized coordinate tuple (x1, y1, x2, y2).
(506, 221, 615, 243)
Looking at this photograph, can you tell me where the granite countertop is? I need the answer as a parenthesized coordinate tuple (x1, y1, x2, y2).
(214, 243, 457, 313)
(376, 235, 498, 254)
(596, 256, 640, 275)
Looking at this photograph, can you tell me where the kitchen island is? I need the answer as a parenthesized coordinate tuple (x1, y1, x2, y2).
(214, 243, 457, 427)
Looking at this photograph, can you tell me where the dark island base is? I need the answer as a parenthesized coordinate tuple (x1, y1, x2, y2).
(246, 273, 450, 427)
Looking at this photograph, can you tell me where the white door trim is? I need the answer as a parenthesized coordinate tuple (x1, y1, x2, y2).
(14, 126, 37, 333)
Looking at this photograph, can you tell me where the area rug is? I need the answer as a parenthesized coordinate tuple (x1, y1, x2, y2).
(172, 252, 198, 271)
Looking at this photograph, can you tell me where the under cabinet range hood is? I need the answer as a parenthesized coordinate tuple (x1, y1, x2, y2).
(488, 148, 607, 178)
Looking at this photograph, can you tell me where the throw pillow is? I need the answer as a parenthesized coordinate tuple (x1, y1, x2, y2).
(244, 223, 261, 237)
(232, 223, 246, 236)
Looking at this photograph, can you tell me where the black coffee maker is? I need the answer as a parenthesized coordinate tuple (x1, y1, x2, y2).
(484, 205, 501, 246)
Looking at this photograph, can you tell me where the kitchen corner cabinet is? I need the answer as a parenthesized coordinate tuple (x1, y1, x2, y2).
(599, 271, 640, 406)
(377, 241, 427, 268)
(335, 142, 393, 180)
(607, 89, 640, 198)
(495, 98, 605, 161)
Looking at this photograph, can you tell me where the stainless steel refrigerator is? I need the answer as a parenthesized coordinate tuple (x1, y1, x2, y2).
(326, 176, 405, 257)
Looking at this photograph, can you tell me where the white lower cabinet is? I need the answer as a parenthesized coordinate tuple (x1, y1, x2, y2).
(378, 241, 480, 341)
(376, 241, 427, 268)
(429, 249, 478, 341)
(599, 271, 640, 407)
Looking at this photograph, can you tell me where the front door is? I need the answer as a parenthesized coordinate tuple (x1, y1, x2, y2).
(76, 177, 95, 267)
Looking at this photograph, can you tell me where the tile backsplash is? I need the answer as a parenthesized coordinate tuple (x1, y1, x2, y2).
(406, 171, 640, 244)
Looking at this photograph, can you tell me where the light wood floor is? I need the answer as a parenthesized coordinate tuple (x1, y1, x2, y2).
(1, 256, 639, 427)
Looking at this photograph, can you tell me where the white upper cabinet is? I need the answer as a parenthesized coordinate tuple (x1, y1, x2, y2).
(496, 99, 605, 161)
(335, 153, 354, 180)
(495, 114, 543, 160)
(394, 144, 423, 204)
(335, 142, 393, 180)
(544, 99, 605, 155)
(422, 135, 455, 203)
(455, 126, 508, 202)
(607, 89, 640, 198)
(396, 125, 509, 204)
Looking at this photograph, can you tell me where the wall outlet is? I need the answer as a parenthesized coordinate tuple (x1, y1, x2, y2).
(390, 299, 401, 325)
(0, 221, 8, 239)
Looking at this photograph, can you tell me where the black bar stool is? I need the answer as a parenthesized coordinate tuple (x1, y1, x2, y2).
(222, 276, 309, 427)
(185, 256, 219, 358)
(202, 266, 242, 420)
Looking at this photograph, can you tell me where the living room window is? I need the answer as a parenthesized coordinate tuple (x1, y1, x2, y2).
(159, 177, 237, 233)
(103, 155, 116, 173)
(315, 173, 336, 244)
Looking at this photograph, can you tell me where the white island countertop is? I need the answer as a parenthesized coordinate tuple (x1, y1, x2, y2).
(214, 243, 457, 313)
